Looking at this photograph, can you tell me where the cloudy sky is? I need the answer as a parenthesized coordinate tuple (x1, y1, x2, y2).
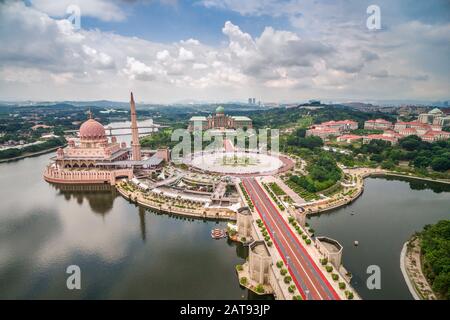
(0, 0, 449, 103)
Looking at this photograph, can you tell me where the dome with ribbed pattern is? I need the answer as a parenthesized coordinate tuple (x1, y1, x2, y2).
(79, 119, 106, 140)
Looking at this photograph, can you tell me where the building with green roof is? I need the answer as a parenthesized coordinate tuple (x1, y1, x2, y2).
(188, 106, 252, 131)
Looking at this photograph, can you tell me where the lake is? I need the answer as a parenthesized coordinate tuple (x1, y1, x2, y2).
(309, 176, 450, 300)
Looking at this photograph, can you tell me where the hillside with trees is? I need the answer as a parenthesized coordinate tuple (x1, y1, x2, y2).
(419, 220, 450, 299)
(0, 137, 66, 160)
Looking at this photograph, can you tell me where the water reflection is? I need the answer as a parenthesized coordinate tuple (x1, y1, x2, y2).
(232, 240, 249, 260)
(379, 176, 450, 193)
(0, 120, 257, 299)
(51, 183, 118, 216)
(138, 206, 147, 242)
(0, 154, 253, 298)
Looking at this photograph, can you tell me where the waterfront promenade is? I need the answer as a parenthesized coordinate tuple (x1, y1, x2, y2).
(116, 181, 236, 221)
(242, 177, 340, 300)
(401, 237, 437, 300)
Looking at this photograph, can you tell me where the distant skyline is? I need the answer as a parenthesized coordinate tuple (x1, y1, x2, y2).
(0, 0, 449, 103)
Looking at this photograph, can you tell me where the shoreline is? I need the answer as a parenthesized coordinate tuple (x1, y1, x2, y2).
(116, 169, 448, 221)
(400, 236, 437, 300)
(370, 171, 450, 185)
(116, 182, 236, 221)
(400, 241, 421, 300)
(0, 144, 65, 163)
(303, 169, 449, 216)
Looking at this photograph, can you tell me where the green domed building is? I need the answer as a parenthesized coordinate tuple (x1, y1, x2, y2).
(188, 106, 252, 131)
(215, 106, 225, 114)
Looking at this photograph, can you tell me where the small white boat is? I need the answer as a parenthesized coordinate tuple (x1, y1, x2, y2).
(354, 240, 359, 246)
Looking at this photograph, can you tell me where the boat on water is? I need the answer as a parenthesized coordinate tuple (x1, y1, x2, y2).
(211, 228, 226, 239)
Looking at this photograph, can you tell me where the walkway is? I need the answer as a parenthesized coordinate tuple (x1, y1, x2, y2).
(152, 171, 185, 188)
(401, 237, 436, 300)
(224, 139, 235, 152)
(262, 176, 306, 204)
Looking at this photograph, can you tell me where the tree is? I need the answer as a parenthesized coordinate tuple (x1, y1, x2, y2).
(291, 127, 306, 138)
(370, 154, 383, 163)
(431, 157, 450, 172)
(255, 284, 265, 293)
(413, 156, 431, 168)
(363, 139, 390, 154)
(420, 220, 450, 299)
(381, 159, 395, 170)
(399, 135, 422, 151)
(287, 135, 323, 149)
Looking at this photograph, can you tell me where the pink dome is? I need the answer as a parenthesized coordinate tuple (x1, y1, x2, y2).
(79, 118, 106, 140)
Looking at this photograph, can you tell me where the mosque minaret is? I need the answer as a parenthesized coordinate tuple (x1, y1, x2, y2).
(130, 92, 142, 161)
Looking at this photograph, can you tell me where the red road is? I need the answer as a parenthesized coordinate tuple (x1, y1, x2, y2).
(242, 178, 340, 300)
(223, 139, 235, 152)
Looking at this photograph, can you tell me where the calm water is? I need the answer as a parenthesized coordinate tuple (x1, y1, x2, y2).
(0, 153, 257, 299)
(0, 120, 260, 299)
(309, 177, 450, 300)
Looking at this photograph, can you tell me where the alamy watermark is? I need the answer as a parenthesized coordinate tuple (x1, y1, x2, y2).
(170, 123, 280, 167)
(66, 265, 81, 290)
(66, 5, 81, 30)
(366, 5, 381, 30)
(366, 265, 381, 290)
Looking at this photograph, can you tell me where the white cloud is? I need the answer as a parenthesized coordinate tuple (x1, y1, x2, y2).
(31, 0, 126, 22)
(178, 47, 195, 61)
(193, 63, 208, 70)
(82, 45, 115, 69)
(180, 38, 200, 46)
(156, 50, 170, 61)
(123, 57, 155, 81)
(222, 21, 256, 57)
(0, 1, 449, 102)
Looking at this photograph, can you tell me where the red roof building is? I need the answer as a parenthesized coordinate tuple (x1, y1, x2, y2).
(364, 119, 393, 130)
(363, 134, 398, 145)
(337, 134, 363, 143)
(306, 126, 341, 140)
(421, 130, 450, 142)
(320, 120, 358, 131)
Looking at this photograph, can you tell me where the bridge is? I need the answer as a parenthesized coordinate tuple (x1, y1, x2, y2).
(64, 123, 169, 136)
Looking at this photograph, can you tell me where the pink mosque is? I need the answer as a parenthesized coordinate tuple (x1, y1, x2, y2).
(44, 93, 168, 185)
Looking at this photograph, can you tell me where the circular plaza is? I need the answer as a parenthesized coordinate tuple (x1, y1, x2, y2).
(183, 150, 294, 176)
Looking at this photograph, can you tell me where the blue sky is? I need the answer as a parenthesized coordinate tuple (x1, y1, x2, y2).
(0, 0, 449, 103)
(79, 1, 292, 45)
